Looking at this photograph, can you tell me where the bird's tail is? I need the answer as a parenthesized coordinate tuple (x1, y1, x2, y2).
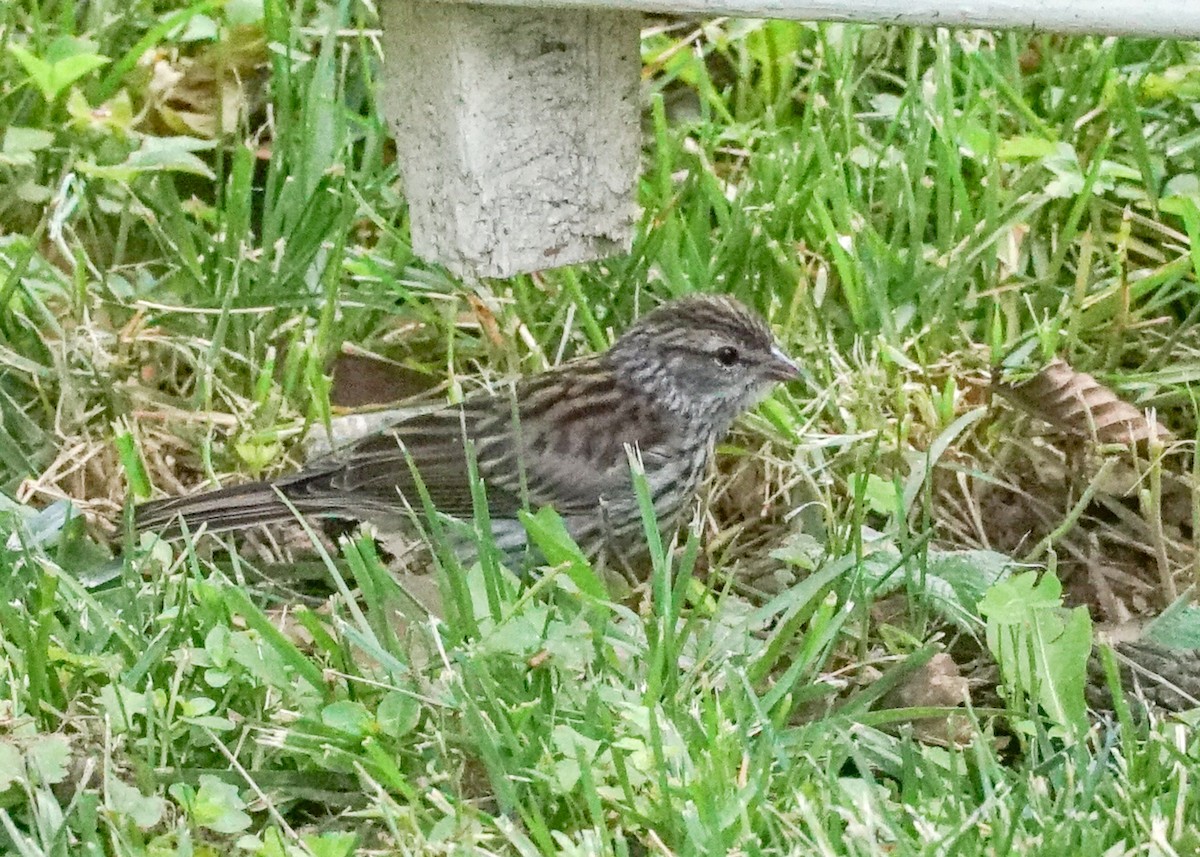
(135, 481, 326, 536)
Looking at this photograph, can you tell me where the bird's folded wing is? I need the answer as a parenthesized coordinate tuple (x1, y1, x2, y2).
(291, 371, 673, 521)
(288, 404, 517, 518)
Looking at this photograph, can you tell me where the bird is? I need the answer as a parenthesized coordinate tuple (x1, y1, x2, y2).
(136, 294, 799, 579)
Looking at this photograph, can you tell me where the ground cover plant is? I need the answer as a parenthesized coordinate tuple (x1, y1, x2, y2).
(4, 0, 1200, 853)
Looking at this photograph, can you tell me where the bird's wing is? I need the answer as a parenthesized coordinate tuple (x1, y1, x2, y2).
(286, 403, 513, 517)
(285, 363, 673, 519)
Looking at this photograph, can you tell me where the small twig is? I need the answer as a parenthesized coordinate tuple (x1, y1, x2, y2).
(131, 409, 241, 427)
(1145, 431, 1177, 606)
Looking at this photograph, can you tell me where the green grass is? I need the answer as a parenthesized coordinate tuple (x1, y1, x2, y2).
(4, 1, 1200, 853)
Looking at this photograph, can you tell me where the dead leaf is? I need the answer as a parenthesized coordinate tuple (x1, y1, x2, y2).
(891, 653, 970, 709)
(330, 350, 437, 409)
(139, 27, 268, 139)
(467, 294, 505, 348)
(997, 222, 1029, 281)
(883, 652, 973, 746)
(996, 358, 1171, 445)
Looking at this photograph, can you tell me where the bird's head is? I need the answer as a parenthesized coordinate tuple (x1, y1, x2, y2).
(605, 294, 799, 433)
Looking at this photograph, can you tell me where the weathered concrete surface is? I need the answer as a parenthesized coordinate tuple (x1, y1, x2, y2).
(379, 2, 643, 277)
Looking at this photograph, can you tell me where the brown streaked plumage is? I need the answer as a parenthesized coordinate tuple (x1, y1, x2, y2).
(136, 294, 799, 574)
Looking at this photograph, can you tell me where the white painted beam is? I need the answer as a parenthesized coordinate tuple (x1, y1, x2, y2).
(379, 2, 642, 278)
(420, 0, 1200, 38)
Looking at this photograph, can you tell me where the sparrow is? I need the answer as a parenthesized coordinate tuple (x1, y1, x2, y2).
(136, 294, 799, 576)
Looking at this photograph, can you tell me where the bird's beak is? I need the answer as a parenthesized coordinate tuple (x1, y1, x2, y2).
(766, 344, 801, 382)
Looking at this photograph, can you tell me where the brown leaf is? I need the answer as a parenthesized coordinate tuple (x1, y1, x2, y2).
(882, 653, 973, 746)
(996, 358, 1171, 445)
(140, 27, 268, 139)
(890, 653, 970, 709)
(330, 351, 437, 409)
(467, 294, 506, 348)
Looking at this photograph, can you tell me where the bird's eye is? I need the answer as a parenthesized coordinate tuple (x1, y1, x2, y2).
(715, 345, 740, 366)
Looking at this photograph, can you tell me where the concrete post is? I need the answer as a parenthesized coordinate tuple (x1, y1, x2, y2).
(379, 2, 643, 278)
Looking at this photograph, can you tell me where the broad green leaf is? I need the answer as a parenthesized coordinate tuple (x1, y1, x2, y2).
(549, 724, 602, 793)
(853, 542, 1016, 634)
(519, 506, 606, 599)
(979, 571, 1091, 736)
(0, 127, 55, 167)
(225, 0, 265, 25)
(956, 120, 995, 160)
(205, 624, 232, 668)
(46, 53, 110, 96)
(79, 135, 216, 181)
(997, 135, 1059, 161)
(25, 735, 70, 785)
(67, 88, 135, 136)
(478, 602, 550, 657)
(177, 13, 220, 42)
(107, 778, 166, 829)
(1141, 66, 1200, 101)
(303, 832, 359, 857)
(1038, 605, 1091, 732)
(321, 701, 373, 738)
(1144, 598, 1200, 651)
(926, 550, 1018, 613)
(0, 741, 22, 791)
(8, 40, 109, 102)
(5, 499, 78, 550)
(229, 628, 293, 689)
(376, 691, 421, 739)
(235, 437, 282, 473)
(979, 569, 1057, 623)
(1164, 173, 1200, 199)
(862, 474, 900, 516)
(123, 135, 217, 178)
(189, 775, 252, 834)
(98, 682, 150, 733)
(7, 44, 54, 99)
(1162, 176, 1200, 216)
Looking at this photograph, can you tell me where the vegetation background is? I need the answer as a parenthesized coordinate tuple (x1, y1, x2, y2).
(3, 0, 1200, 853)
